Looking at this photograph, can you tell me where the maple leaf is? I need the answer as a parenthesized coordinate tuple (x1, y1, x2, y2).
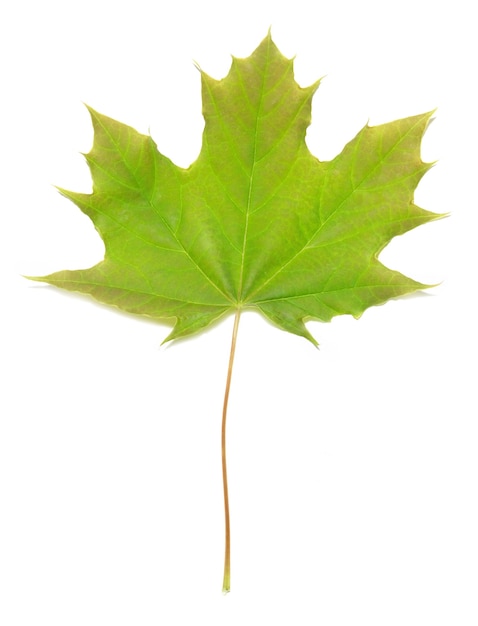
(31, 34, 440, 344)
(30, 33, 442, 592)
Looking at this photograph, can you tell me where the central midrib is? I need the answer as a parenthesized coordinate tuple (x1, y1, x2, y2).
(236, 39, 271, 305)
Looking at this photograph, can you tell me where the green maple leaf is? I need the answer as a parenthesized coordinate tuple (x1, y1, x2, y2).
(30, 33, 442, 592)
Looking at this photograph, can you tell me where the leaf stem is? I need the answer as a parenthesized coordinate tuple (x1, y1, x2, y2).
(221, 308, 241, 593)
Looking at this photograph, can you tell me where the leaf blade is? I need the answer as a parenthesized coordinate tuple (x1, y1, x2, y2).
(31, 34, 443, 343)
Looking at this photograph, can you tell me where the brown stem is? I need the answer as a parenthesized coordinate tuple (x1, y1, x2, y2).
(221, 308, 241, 593)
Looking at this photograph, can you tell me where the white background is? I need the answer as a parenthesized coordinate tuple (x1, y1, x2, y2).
(1, 0, 476, 624)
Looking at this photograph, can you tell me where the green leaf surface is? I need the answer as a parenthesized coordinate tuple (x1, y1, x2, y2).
(31, 34, 441, 343)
